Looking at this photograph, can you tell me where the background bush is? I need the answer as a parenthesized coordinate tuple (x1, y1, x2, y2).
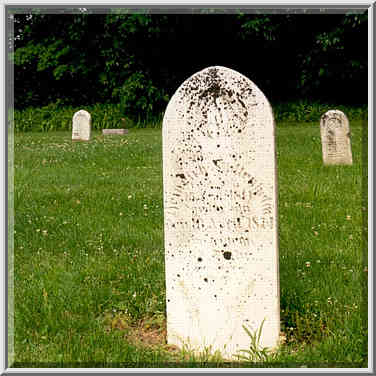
(114, 71, 169, 124)
(14, 103, 133, 132)
(273, 101, 368, 123)
(13, 101, 368, 133)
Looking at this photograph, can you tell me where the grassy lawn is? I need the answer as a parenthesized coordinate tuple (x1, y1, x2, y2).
(11, 121, 367, 368)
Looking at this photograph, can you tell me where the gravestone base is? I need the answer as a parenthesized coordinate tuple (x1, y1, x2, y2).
(102, 129, 129, 135)
(167, 324, 281, 361)
(167, 330, 284, 361)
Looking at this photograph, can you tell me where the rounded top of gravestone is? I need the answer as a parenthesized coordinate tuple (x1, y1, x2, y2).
(320, 109, 348, 123)
(165, 66, 271, 113)
(73, 109, 91, 120)
(163, 66, 274, 139)
(320, 109, 349, 131)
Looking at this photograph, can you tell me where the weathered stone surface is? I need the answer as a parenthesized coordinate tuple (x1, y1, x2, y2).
(162, 66, 280, 359)
(102, 129, 128, 135)
(320, 110, 353, 165)
(72, 110, 91, 141)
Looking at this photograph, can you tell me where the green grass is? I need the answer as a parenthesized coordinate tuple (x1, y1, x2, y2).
(12, 121, 367, 367)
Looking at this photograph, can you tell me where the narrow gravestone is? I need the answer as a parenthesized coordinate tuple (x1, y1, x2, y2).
(72, 110, 91, 141)
(162, 66, 280, 359)
(102, 129, 128, 135)
(320, 110, 353, 165)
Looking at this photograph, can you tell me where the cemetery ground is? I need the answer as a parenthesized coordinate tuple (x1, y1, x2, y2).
(12, 121, 367, 367)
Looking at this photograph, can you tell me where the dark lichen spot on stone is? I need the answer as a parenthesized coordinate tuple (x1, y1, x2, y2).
(204, 278, 208, 282)
(176, 173, 186, 179)
(198, 257, 203, 262)
(195, 67, 226, 103)
(237, 95, 246, 109)
(223, 251, 232, 260)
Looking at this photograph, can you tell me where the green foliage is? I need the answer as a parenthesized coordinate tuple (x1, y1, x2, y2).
(297, 13, 368, 99)
(11, 11, 367, 110)
(234, 319, 271, 363)
(273, 101, 367, 122)
(114, 71, 169, 124)
(13, 12, 171, 111)
(13, 103, 128, 132)
(13, 101, 367, 133)
(237, 14, 283, 41)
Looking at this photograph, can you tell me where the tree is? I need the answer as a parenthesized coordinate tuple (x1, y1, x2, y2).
(236, 11, 368, 103)
(12, 10, 172, 120)
(298, 12, 368, 104)
(11, 10, 368, 116)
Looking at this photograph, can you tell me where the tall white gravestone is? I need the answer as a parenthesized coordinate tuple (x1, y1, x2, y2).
(162, 66, 280, 359)
(320, 110, 353, 165)
(72, 110, 91, 141)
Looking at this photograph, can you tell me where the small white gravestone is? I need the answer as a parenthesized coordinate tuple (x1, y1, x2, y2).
(72, 110, 91, 141)
(162, 66, 280, 359)
(320, 110, 353, 165)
